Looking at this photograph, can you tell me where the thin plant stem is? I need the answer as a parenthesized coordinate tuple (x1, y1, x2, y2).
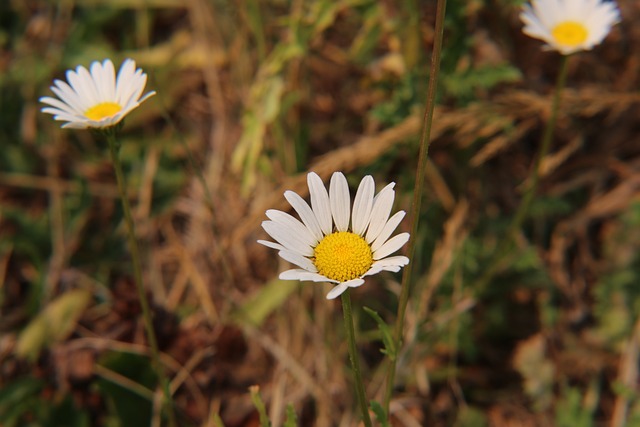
(105, 130, 177, 427)
(246, 0, 267, 61)
(473, 54, 570, 291)
(341, 291, 372, 427)
(508, 55, 570, 239)
(384, 0, 448, 414)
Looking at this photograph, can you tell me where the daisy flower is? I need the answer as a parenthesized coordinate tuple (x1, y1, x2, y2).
(259, 172, 410, 300)
(520, 0, 620, 55)
(40, 58, 155, 129)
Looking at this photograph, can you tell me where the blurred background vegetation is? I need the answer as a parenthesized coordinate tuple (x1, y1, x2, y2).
(1, 0, 640, 426)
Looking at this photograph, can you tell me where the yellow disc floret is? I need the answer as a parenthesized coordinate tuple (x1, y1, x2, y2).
(314, 231, 373, 282)
(85, 102, 122, 121)
(551, 21, 588, 48)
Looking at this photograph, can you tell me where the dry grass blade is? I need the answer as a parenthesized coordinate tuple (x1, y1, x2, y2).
(549, 173, 640, 298)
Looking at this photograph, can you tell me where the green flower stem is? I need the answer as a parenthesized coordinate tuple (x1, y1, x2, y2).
(474, 55, 570, 291)
(384, 0, 448, 415)
(509, 54, 570, 238)
(105, 131, 177, 427)
(341, 291, 372, 427)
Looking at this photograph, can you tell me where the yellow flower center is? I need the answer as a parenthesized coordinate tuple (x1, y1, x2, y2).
(551, 21, 588, 48)
(314, 231, 373, 282)
(85, 102, 122, 121)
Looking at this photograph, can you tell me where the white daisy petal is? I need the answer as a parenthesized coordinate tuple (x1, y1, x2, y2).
(329, 172, 350, 232)
(115, 59, 136, 100)
(40, 58, 154, 129)
(61, 122, 89, 129)
(280, 269, 335, 283)
(102, 59, 116, 101)
(257, 239, 287, 252)
(284, 190, 323, 242)
(371, 211, 406, 253)
(266, 209, 317, 248)
(51, 80, 86, 113)
(351, 175, 375, 236)
(326, 283, 349, 300)
(262, 221, 314, 257)
(40, 96, 77, 115)
(326, 279, 365, 300)
(346, 279, 365, 288)
(373, 256, 410, 269)
(54, 113, 86, 124)
(362, 265, 384, 277)
(365, 183, 395, 243)
(117, 60, 144, 107)
(308, 172, 333, 235)
(279, 269, 312, 281)
(75, 66, 101, 106)
(40, 107, 72, 117)
(63, 69, 85, 104)
(565, 0, 583, 19)
(91, 60, 107, 101)
(371, 256, 410, 274)
(119, 72, 144, 108)
(136, 91, 156, 105)
(127, 72, 149, 105)
(278, 250, 317, 272)
(373, 233, 410, 260)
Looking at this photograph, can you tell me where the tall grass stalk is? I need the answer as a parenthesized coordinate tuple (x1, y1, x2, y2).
(341, 291, 373, 427)
(104, 129, 177, 427)
(384, 0, 448, 415)
(474, 55, 570, 290)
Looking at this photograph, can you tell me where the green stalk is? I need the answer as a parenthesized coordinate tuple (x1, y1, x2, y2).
(105, 130, 177, 427)
(246, 0, 267, 61)
(508, 55, 569, 237)
(384, 0, 448, 414)
(474, 55, 570, 291)
(341, 291, 372, 427)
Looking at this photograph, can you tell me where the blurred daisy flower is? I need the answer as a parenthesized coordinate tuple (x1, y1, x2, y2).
(520, 0, 620, 55)
(259, 172, 410, 300)
(40, 59, 155, 129)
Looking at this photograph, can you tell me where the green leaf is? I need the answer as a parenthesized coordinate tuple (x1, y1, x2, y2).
(369, 400, 390, 427)
(232, 279, 298, 326)
(47, 394, 91, 427)
(97, 352, 157, 427)
(249, 385, 271, 427)
(283, 404, 298, 427)
(16, 289, 92, 361)
(442, 64, 521, 102)
(0, 377, 44, 426)
(456, 406, 488, 427)
(349, 4, 383, 63)
(555, 386, 596, 427)
(363, 306, 396, 360)
(211, 412, 226, 427)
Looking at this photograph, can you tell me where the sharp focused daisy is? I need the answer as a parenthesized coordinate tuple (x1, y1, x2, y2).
(259, 172, 410, 300)
(40, 58, 155, 129)
(520, 0, 620, 55)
